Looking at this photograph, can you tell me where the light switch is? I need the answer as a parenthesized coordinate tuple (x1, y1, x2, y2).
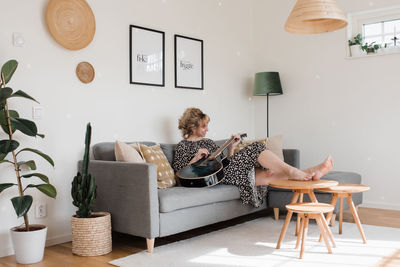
(13, 32, 25, 47)
(32, 106, 44, 120)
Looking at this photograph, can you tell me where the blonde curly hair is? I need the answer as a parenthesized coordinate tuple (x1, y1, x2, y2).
(178, 108, 210, 139)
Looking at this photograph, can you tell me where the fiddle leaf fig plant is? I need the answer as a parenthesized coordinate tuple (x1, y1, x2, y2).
(0, 59, 56, 231)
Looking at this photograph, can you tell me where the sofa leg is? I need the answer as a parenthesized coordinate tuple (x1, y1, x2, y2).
(330, 214, 336, 227)
(273, 208, 279, 221)
(146, 238, 155, 253)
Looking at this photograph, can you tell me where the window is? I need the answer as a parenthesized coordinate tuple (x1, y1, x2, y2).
(347, 5, 400, 57)
(363, 19, 400, 47)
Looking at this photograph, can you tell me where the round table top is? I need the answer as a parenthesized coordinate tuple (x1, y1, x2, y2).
(286, 203, 334, 213)
(269, 179, 338, 190)
(317, 183, 370, 193)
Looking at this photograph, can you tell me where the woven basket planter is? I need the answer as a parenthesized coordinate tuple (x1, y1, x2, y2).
(71, 212, 112, 256)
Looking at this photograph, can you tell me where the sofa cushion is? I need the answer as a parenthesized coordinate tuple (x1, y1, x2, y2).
(268, 171, 362, 193)
(140, 144, 176, 188)
(158, 184, 240, 213)
(115, 141, 145, 163)
(93, 141, 156, 161)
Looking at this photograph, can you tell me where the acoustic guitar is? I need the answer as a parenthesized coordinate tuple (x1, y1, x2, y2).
(176, 133, 247, 187)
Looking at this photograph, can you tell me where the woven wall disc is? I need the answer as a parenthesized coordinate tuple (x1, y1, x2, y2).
(76, 62, 95, 83)
(46, 0, 96, 50)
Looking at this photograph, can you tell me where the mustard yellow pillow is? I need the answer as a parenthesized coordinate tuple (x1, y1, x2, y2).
(139, 144, 176, 188)
(234, 135, 284, 161)
(115, 141, 145, 163)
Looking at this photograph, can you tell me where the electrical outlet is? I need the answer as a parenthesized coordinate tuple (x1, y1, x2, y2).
(36, 203, 46, 218)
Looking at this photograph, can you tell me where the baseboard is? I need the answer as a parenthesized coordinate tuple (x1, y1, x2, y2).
(360, 201, 400, 211)
(0, 234, 71, 258)
(46, 233, 72, 247)
(0, 246, 14, 258)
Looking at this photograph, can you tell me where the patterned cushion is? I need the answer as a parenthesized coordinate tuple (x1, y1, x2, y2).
(234, 135, 284, 161)
(115, 141, 145, 163)
(140, 144, 176, 188)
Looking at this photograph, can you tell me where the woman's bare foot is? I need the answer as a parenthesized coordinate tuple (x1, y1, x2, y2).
(288, 168, 313, 181)
(305, 156, 334, 181)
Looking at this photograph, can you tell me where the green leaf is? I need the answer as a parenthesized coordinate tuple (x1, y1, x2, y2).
(9, 90, 39, 104)
(0, 153, 6, 160)
(26, 184, 56, 198)
(0, 87, 13, 103)
(0, 110, 19, 134)
(0, 183, 14, 193)
(37, 133, 45, 138)
(10, 117, 37, 136)
(11, 195, 32, 217)
(1, 60, 18, 85)
(17, 148, 54, 167)
(0, 159, 14, 164)
(21, 173, 49, 183)
(0, 140, 19, 154)
(17, 160, 36, 170)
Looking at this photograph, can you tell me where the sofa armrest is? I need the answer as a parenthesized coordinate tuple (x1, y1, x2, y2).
(78, 160, 159, 238)
(283, 149, 300, 168)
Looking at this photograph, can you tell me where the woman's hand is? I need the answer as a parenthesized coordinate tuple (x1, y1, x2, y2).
(228, 134, 241, 157)
(189, 148, 209, 164)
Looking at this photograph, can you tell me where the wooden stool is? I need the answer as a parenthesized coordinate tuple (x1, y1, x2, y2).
(284, 203, 336, 259)
(318, 184, 370, 243)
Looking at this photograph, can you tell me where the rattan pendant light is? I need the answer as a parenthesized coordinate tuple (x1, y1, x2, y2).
(285, 0, 347, 34)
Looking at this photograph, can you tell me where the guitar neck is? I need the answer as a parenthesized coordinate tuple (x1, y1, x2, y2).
(207, 133, 247, 160)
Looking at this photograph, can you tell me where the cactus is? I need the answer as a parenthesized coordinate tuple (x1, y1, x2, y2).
(71, 123, 97, 218)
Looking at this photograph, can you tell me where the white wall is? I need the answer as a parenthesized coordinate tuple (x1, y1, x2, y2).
(253, 0, 400, 211)
(0, 0, 257, 256)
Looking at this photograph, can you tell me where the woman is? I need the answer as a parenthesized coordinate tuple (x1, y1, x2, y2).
(172, 107, 333, 207)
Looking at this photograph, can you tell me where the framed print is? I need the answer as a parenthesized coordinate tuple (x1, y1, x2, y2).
(174, 35, 204, 89)
(130, 25, 165, 86)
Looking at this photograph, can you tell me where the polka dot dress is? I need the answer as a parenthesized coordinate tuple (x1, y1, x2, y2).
(173, 138, 268, 207)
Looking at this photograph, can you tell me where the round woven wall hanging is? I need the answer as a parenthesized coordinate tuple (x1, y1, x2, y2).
(76, 62, 95, 83)
(46, 0, 96, 50)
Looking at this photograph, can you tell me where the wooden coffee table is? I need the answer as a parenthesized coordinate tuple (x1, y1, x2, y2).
(318, 184, 370, 243)
(269, 179, 339, 249)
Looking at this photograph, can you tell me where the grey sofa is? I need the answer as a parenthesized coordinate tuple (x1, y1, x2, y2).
(84, 141, 362, 252)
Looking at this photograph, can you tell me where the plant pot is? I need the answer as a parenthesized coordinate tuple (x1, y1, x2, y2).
(71, 211, 112, 256)
(350, 45, 364, 57)
(10, 224, 47, 264)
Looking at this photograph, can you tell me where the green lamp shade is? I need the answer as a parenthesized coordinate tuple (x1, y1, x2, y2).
(253, 72, 283, 96)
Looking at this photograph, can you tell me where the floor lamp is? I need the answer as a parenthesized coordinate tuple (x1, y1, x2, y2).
(253, 72, 283, 137)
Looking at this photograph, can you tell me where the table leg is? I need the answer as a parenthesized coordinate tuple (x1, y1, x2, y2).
(339, 196, 343, 234)
(296, 193, 304, 236)
(276, 192, 300, 249)
(300, 215, 309, 259)
(295, 214, 304, 249)
(320, 213, 336, 248)
(308, 190, 318, 203)
(315, 215, 332, 254)
(319, 194, 338, 242)
(346, 194, 367, 244)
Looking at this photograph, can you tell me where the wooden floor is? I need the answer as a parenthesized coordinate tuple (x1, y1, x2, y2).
(1, 207, 399, 267)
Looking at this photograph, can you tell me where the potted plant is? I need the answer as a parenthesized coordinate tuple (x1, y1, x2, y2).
(0, 60, 56, 264)
(348, 33, 366, 57)
(362, 42, 381, 54)
(71, 123, 111, 256)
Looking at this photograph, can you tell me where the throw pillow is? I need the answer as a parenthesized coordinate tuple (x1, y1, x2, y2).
(234, 135, 284, 161)
(139, 144, 176, 188)
(115, 141, 145, 163)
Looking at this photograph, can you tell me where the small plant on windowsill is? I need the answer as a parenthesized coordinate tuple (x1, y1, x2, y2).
(348, 33, 366, 57)
(362, 42, 381, 54)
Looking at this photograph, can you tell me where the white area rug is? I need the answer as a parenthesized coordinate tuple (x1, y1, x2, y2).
(109, 217, 400, 267)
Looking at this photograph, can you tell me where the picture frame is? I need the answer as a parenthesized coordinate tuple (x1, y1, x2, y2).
(129, 25, 165, 86)
(174, 35, 204, 89)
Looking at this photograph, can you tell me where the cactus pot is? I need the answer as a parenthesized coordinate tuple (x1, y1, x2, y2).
(71, 212, 112, 256)
(10, 224, 47, 264)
